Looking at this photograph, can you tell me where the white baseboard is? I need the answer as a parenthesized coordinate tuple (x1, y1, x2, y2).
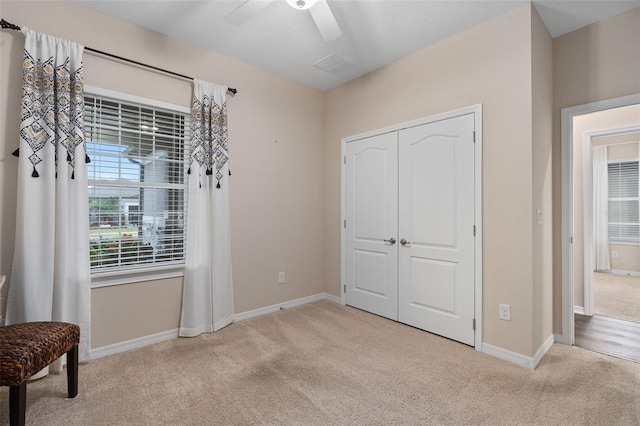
(482, 343, 536, 369)
(574, 305, 585, 315)
(91, 293, 339, 360)
(610, 269, 640, 278)
(91, 328, 179, 360)
(553, 333, 563, 343)
(234, 293, 340, 323)
(483, 334, 554, 370)
(532, 334, 554, 368)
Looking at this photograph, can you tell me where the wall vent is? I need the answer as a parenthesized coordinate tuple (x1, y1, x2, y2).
(313, 54, 356, 75)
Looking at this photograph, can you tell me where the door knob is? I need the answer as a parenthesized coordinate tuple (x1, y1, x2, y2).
(400, 238, 410, 246)
(384, 237, 396, 245)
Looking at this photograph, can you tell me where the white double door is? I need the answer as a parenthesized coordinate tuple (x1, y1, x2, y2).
(344, 113, 476, 346)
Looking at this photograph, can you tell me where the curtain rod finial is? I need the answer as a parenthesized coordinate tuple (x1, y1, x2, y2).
(1, 19, 21, 31)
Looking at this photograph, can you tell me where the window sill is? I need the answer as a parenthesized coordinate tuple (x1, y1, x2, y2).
(608, 240, 640, 247)
(91, 263, 185, 288)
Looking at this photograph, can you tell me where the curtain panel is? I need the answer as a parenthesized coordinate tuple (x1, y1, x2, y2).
(179, 80, 234, 337)
(6, 28, 91, 366)
(593, 145, 610, 272)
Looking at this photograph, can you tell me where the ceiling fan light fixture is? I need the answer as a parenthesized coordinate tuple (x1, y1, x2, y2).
(285, 0, 318, 10)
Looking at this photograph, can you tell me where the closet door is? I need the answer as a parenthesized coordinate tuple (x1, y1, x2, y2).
(398, 114, 476, 346)
(344, 132, 398, 320)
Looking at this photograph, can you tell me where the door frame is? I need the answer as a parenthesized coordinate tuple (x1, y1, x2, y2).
(581, 125, 640, 317)
(340, 104, 483, 352)
(560, 93, 640, 345)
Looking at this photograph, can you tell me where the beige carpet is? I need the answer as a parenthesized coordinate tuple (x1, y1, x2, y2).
(593, 272, 640, 323)
(1, 301, 639, 425)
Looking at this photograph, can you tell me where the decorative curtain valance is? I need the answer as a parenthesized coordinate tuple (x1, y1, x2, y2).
(16, 28, 89, 178)
(188, 80, 229, 188)
(6, 28, 91, 367)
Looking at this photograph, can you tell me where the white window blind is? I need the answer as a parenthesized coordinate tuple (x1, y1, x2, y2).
(608, 160, 639, 242)
(85, 93, 189, 272)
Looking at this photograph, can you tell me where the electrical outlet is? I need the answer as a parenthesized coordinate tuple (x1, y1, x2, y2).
(499, 303, 511, 321)
(278, 272, 285, 284)
(611, 251, 619, 259)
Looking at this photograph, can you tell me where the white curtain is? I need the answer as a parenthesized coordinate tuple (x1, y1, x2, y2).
(6, 29, 91, 367)
(179, 80, 234, 337)
(593, 145, 611, 271)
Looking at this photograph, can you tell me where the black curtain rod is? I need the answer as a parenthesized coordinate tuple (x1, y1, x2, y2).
(0, 18, 237, 95)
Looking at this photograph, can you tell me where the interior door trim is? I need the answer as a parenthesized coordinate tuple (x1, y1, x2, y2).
(340, 104, 483, 352)
(560, 93, 640, 345)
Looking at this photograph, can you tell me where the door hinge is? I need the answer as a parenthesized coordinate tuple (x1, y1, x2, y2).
(473, 131, 476, 143)
(473, 319, 476, 330)
(344, 219, 346, 229)
(473, 225, 476, 236)
(344, 284, 347, 293)
(344, 155, 346, 164)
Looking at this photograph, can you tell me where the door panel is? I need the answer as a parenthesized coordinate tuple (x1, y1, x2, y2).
(345, 133, 398, 320)
(398, 114, 475, 346)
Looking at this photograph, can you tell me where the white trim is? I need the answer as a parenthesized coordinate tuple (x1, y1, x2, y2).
(582, 125, 640, 316)
(483, 335, 553, 370)
(91, 328, 179, 360)
(610, 269, 640, 277)
(532, 335, 555, 368)
(234, 293, 341, 323)
(609, 239, 640, 246)
(84, 85, 190, 114)
(482, 343, 537, 369)
(341, 137, 347, 307)
(561, 93, 640, 346)
(553, 333, 563, 343)
(474, 106, 484, 353)
(573, 305, 585, 315)
(91, 264, 184, 288)
(340, 104, 483, 352)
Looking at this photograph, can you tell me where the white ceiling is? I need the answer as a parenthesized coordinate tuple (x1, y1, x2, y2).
(75, 0, 640, 91)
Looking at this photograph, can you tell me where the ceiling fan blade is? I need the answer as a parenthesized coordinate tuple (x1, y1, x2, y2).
(309, 0, 342, 42)
(225, 0, 273, 25)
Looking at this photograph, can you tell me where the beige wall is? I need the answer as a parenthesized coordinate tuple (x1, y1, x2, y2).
(609, 244, 640, 272)
(531, 7, 554, 351)
(0, 1, 326, 347)
(324, 4, 544, 356)
(2, 0, 637, 359)
(571, 106, 640, 309)
(552, 8, 640, 332)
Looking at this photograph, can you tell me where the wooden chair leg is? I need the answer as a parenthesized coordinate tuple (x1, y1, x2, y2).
(67, 345, 79, 398)
(9, 382, 26, 426)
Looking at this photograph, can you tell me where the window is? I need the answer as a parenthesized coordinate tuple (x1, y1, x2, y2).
(608, 160, 639, 242)
(85, 91, 189, 272)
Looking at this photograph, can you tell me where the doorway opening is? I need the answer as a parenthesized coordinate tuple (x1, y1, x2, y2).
(561, 95, 640, 363)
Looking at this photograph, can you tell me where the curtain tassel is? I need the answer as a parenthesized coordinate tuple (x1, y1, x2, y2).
(206, 168, 212, 175)
(12, 148, 20, 157)
(229, 169, 232, 176)
(67, 152, 72, 162)
(216, 180, 221, 189)
(31, 166, 39, 178)
(71, 170, 75, 180)
(187, 167, 191, 175)
(85, 154, 91, 163)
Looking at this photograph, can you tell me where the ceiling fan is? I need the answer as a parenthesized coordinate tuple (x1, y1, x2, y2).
(225, 0, 342, 42)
